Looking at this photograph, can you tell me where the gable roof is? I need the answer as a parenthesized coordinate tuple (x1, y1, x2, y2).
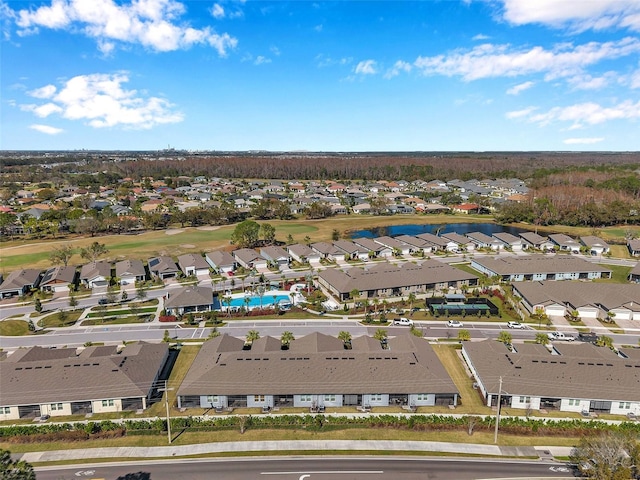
(206, 250, 236, 268)
(0, 269, 42, 292)
(115, 259, 146, 278)
(80, 261, 112, 281)
(165, 286, 213, 309)
(0, 343, 168, 406)
(177, 253, 209, 271)
(148, 256, 179, 275)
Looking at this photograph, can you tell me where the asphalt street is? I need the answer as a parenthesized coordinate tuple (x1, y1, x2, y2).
(34, 457, 574, 480)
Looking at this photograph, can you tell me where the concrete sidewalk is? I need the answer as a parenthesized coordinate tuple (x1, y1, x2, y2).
(19, 440, 573, 464)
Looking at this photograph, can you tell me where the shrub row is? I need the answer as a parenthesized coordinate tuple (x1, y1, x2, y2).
(2, 415, 639, 441)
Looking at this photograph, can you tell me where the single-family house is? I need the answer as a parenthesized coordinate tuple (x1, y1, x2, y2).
(440, 232, 474, 251)
(548, 234, 581, 253)
(233, 249, 268, 270)
(580, 236, 610, 256)
(332, 240, 370, 261)
(79, 261, 112, 288)
(147, 256, 180, 280)
(287, 244, 321, 264)
(40, 266, 77, 293)
(452, 203, 481, 214)
(0, 269, 42, 298)
(260, 246, 290, 268)
(492, 232, 523, 251)
(352, 237, 393, 258)
(205, 251, 236, 275)
(629, 263, 640, 283)
(310, 242, 344, 262)
(519, 232, 554, 251)
(351, 203, 371, 214)
(416, 232, 456, 252)
(393, 235, 434, 255)
(373, 236, 412, 256)
(465, 232, 503, 250)
(177, 254, 210, 277)
(165, 286, 214, 316)
(628, 239, 640, 257)
(115, 259, 146, 285)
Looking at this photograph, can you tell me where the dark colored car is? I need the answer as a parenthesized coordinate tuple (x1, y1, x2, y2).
(577, 332, 598, 343)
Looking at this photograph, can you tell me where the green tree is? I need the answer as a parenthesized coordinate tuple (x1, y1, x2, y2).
(260, 223, 276, 244)
(332, 229, 340, 241)
(373, 328, 388, 342)
(597, 335, 614, 349)
(49, 244, 74, 266)
(497, 331, 512, 344)
(535, 333, 549, 345)
(231, 220, 260, 248)
(80, 241, 109, 262)
(0, 448, 36, 480)
(280, 331, 295, 348)
(34, 298, 42, 314)
(570, 432, 637, 480)
(136, 283, 148, 301)
(458, 329, 471, 341)
(163, 329, 171, 342)
(208, 327, 221, 339)
(121, 290, 128, 302)
(245, 329, 260, 344)
(68, 294, 78, 309)
(338, 330, 352, 345)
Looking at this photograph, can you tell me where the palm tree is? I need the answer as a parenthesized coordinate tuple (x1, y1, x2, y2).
(256, 285, 266, 310)
(280, 331, 295, 349)
(373, 328, 387, 342)
(407, 292, 416, 311)
(246, 329, 260, 344)
(372, 298, 380, 314)
(222, 296, 232, 317)
(338, 330, 352, 348)
(243, 296, 251, 315)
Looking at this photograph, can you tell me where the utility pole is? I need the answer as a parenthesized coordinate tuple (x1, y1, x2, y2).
(494, 376, 503, 444)
(159, 380, 174, 444)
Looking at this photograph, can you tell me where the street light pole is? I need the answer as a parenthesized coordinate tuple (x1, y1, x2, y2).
(493, 376, 503, 444)
(159, 380, 174, 444)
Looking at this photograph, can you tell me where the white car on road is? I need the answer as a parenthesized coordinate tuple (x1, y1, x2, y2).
(507, 321, 524, 329)
(447, 320, 464, 328)
(392, 317, 414, 326)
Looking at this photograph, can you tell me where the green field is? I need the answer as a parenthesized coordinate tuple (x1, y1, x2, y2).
(0, 320, 31, 336)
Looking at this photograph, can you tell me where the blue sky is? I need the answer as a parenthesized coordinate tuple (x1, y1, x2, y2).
(2, 0, 640, 151)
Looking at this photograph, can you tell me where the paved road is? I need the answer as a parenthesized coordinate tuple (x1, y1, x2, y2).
(35, 457, 574, 480)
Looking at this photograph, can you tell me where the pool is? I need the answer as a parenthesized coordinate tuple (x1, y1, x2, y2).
(216, 291, 295, 311)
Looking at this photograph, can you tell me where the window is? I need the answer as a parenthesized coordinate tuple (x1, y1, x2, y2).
(519, 396, 531, 404)
(0, 407, 10, 415)
(370, 394, 383, 402)
(416, 394, 429, 401)
(102, 399, 115, 407)
(50, 403, 63, 411)
(206, 396, 218, 404)
(254, 395, 265, 402)
(619, 402, 631, 410)
(299, 395, 312, 402)
(324, 395, 336, 402)
(568, 399, 580, 406)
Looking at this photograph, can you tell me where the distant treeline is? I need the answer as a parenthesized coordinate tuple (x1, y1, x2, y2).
(2, 151, 640, 182)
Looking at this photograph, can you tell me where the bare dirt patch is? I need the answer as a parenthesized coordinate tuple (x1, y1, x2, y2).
(180, 244, 196, 249)
(196, 226, 221, 231)
(165, 229, 185, 235)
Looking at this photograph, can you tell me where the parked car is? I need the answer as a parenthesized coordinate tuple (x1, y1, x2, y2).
(507, 321, 523, 329)
(392, 317, 414, 327)
(547, 331, 575, 341)
(98, 298, 109, 305)
(577, 332, 599, 343)
(447, 320, 464, 328)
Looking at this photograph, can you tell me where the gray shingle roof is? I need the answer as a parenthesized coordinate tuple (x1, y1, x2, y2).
(165, 286, 213, 309)
(473, 255, 611, 276)
(463, 340, 640, 402)
(80, 261, 112, 282)
(0, 343, 169, 406)
(178, 333, 458, 396)
(0, 269, 42, 293)
(115, 259, 145, 278)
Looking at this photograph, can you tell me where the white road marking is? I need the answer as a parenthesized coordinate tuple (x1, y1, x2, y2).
(261, 472, 383, 475)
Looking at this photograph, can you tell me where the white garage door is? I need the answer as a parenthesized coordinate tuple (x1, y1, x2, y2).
(578, 308, 598, 319)
(545, 306, 565, 317)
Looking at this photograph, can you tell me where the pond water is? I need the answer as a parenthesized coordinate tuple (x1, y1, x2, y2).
(351, 222, 531, 239)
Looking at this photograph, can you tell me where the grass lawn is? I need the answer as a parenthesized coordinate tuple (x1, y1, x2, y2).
(146, 344, 201, 417)
(595, 264, 631, 283)
(38, 310, 83, 328)
(431, 344, 487, 412)
(0, 319, 31, 336)
(81, 315, 154, 326)
(86, 307, 156, 318)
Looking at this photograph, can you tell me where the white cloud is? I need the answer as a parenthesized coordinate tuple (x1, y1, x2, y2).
(315, 54, 352, 68)
(563, 137, 605, 145)
(412, 38, 640, 82)
(629, 67, 640, 88)
(211, 3, 225, 19)
(270, 45, 280, 56)
(506, 81, 534, 95)
(384, 60, 412, 79)
(28, 84, 56, 99)
(254, 55, 271, 65)
(10, 0, 237, 55)
(30, 124, 63, 135)
(566, 72, 615, 90)
(509, 100, 640, 128)
(505, 106, 537, 119)
(21, 73, 183, 129)
(499, 0, 640, 32)
(314, 24, 323, 32)
(354, 59, 377, 75)
(472, 33, 489, 40)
